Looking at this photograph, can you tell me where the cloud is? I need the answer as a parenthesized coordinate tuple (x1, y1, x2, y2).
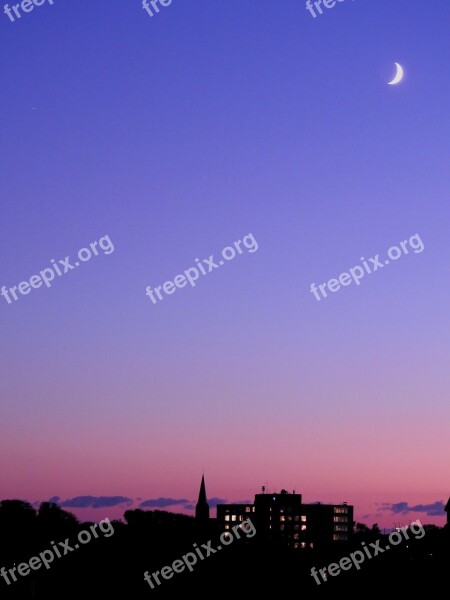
(208, 497, 227, 508)
(139, 498, 189, 509)
(139, 497, 228, 510)
(181, 498, 229, 512)
(33, 494, 246, 513)
(59, 496, 133, 509)
(390, 502, 409, 514)
(382, 501, 445, 517)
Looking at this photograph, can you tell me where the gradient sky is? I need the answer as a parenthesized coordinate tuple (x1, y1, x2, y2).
(1, 0, 449, 528)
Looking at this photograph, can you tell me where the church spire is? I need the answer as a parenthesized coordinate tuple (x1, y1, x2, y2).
(195, 474, 210, 523)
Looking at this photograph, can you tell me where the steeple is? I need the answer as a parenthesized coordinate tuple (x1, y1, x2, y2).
(195, 474, 210, 523)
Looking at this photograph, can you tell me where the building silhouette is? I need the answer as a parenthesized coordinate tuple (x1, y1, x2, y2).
(195, 474, 210, 531)
(445, 498, 450, 526)
(217, 488, 353, 549)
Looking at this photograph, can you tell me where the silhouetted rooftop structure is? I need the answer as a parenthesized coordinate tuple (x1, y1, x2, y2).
(217, 488, 353, 549)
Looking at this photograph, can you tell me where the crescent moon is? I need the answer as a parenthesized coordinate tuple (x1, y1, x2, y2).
(388, 63, 404, 85)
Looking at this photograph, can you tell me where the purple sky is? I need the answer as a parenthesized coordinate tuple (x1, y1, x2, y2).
(0, 0, 449, 527)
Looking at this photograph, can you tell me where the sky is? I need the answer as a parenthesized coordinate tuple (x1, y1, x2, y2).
(0, 0, 449, 529)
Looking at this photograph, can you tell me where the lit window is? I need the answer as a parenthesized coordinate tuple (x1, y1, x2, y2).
(294, 534, 299, 540)
(225, 516, 230, 522)
(280, 516, 285, 522)
(301, 525, 306, 531)
(301, 542, 306, 549)
(334, 507, 348, 514)
(294, 543, 299, 549)
(287, 516, 292, 521)
(301, 516, 307, 522)
(246, 507, 251, 513)
(239, 515, 244, 521)
(231, 515, 237, 521)
(333, 517, 348, 523)
(225, 524, 229, 530)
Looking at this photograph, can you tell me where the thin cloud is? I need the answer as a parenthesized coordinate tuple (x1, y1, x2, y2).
(59, 496, 133, 509)
(139, 498, 189, 509)
(139, 497, 228, 510)
(208, 497, 227, 508)
(381, 501, 445, 517)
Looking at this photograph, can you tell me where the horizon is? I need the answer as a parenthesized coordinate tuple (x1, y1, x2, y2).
(5, 476, 448, 530)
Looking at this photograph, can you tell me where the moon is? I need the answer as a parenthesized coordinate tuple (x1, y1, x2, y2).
(388, 63, 404, 85)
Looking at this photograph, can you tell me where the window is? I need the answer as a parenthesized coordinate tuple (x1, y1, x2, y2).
(224, 524, 229, 530)
(225, 515, 230, 522)
(294, 534, 299, 540)
(280, 515, 285, 522)
(245, 507, 251, 513)
(294, 524, 299, 531)
(301, 525, 307, 531)
(333, 533, 348, 541)
(231, 515, 237, 522)
(239, 515, 244, 521)
(334, 507, 348, 514)
(333, 516, 348, 523)
(301, 516, 307, 522)
(334, 525, 348, 532)
(301, 542, 306, 549)
(280, 524, 285, 531)
(294, 516, 299, 522)
(294, 543, 300, 549)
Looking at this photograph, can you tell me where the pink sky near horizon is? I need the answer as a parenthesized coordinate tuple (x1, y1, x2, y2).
(1, 360, 448, 529)
(0, 494, 445, 531)
(1, 370, 448, 529)
(0, 462, 447, 529)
